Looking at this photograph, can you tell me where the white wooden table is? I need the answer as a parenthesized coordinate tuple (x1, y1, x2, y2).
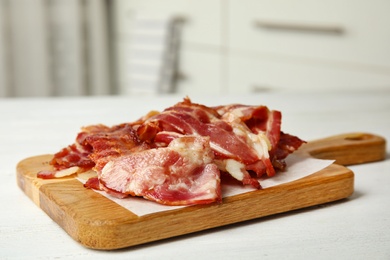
(1, 91, 389, 259)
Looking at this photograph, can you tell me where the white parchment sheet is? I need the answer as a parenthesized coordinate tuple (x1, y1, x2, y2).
(78, 154, 334, 216)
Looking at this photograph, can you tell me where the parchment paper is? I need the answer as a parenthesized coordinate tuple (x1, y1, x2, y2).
(78, 154, 334, 216)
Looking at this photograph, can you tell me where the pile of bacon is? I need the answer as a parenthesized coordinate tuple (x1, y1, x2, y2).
(38, 98, 305, 206)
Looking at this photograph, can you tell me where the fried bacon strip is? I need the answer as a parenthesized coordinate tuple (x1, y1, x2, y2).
(39, 98, 305, 206)
(99, 136, 221, 205)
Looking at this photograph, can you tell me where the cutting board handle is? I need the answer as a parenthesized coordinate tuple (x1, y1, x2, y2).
(296, 132, 386, 166)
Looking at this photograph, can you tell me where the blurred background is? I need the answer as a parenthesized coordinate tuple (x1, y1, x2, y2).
(1, 0, 390, 97)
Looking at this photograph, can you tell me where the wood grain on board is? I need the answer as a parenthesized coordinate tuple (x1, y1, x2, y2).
(16, 133, 386, 249)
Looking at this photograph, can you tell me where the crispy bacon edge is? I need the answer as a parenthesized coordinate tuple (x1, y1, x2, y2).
(37, 97, 305, 206)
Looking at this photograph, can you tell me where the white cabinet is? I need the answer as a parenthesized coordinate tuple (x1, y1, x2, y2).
(227, 55, 390, 93)
(175, 48, 222, 95)
(228, 0, 390, 68)
(226, 0, 390, 93)
(114, 0, 222, 47)
(113, 0, 390, 95)
(113, 0, 223, 95)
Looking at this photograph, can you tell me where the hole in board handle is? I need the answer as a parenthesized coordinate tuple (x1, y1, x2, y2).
(344, 133, 372, 141)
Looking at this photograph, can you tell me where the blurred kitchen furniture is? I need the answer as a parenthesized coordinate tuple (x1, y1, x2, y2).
(113, 0, 224, 96)
(113, 0, 390, 94)
(115, 12, 180, 95)
(2, 0, 390, 97)
(0, 0, 111, 97)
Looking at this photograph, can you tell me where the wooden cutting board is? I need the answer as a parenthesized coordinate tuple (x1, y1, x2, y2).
(16, 132, 386, 250)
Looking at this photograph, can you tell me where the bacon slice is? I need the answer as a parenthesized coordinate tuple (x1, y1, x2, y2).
(99, 136, 221, 205)
(50, 143, 94, 171)
(215, 104, 281, 153)
(50, 123, 148, 172)
(41, 97, 305, 206)
(83, 123, 149, 172)
(137, 98, 288, 187)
